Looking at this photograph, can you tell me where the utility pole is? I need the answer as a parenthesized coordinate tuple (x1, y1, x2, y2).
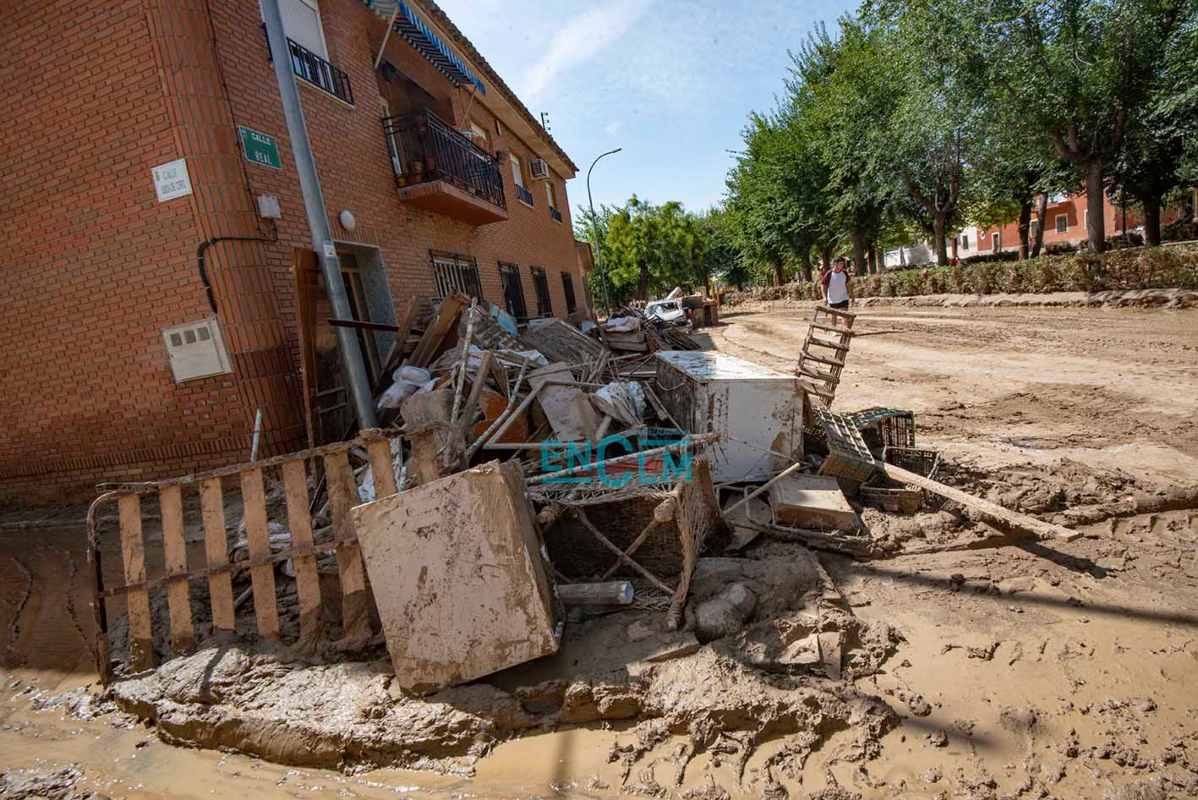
(587, 147, 622, 313)
(262, 0, 377, 428)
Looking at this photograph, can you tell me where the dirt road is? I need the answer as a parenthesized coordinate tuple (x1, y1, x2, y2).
(2, 305, 1197, 799)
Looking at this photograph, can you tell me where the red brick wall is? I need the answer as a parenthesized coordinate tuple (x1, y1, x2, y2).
(0, 0, 586, 504)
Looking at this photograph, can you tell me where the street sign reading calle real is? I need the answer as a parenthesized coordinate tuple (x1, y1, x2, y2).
(238, 125, 282, 170)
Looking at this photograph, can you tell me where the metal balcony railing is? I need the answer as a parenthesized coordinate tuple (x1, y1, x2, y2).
(549, 205, 563, 222)
(382, 110, 506, 210)
(288, 39, 354, 104)
(262, 26, 354, 105)
(516, 184, 535, 206)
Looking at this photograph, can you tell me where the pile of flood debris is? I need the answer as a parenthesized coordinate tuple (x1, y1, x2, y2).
(91, 296, 1085, 781)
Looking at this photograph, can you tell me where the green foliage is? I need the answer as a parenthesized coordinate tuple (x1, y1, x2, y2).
(602, 196, 709, 301)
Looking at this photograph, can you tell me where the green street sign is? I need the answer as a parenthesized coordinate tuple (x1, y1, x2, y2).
(238, 126, 282, 170)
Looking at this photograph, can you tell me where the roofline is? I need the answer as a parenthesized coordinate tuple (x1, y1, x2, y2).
(412, 0, 579, 177)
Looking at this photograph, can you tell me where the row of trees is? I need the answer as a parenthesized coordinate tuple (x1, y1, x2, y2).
(723, 0, 1198, 279)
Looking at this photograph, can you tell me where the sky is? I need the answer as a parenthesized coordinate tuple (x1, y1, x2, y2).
(435, 0, 857, 218)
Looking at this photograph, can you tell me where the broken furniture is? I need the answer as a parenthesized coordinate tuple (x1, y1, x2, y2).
(351, 460, 559, 693)
(796, 305, 855, 407)
(769, 473, 860, 530)
(86, 430, 402, 684)
(844, 407, 915, 457)
(538, 456, 724, 629)
(859, 445, 940, 513)
(653, 351, 804, 482)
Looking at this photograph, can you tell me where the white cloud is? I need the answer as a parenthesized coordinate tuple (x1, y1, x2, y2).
(520, 0, 653, 102)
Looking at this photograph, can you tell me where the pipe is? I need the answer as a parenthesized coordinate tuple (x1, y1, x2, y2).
(197, 235, 275, 314)
(262, 0, 377, 428)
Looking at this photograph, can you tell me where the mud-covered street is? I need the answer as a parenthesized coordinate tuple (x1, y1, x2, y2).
(3, 305, 1198, 800)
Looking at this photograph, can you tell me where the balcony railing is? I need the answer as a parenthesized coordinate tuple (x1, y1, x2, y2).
(549, 205, 562, 222)
(382, 110, 506, 211)
(516, 184, 535, 206)
(288, 39, 354, 104)
(262, 26, 354, 105)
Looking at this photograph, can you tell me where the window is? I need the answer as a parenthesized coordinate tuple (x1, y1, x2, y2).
(338, 253, 382, 382)
(531, 266, 552, 317)
(510, 155, 525, 189)
(959, 233, 970, 250)
(1055, 214, 1068, 233)
(1084, 209, 1089, 229)
(1030, 219, 1040, 237)
(499, 262, 527, 321)
(561, 271, 577, 314)
(546, 182, 562, 221)
(468, 121, 489, 152)
(992, 231, 1000, 251)
(277, 0, 327, 58)
(430, 251, 483, 300)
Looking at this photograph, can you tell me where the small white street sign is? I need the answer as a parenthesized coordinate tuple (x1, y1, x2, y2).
(152, 158, 193, 203)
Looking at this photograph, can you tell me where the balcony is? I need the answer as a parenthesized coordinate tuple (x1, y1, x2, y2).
(262, 26, 354, 106)
(382, 110, 508, 225)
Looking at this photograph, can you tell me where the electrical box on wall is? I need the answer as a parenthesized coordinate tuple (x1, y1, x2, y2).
(162, 318, 233, 383)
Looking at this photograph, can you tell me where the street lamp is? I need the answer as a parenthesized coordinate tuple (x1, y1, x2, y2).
(586, 147, 622, 314)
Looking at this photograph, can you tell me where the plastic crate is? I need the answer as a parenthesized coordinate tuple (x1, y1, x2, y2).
(859, 446, 941, 514)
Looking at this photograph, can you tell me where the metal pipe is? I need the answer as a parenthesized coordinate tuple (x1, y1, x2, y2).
(262, 0, 377, 428)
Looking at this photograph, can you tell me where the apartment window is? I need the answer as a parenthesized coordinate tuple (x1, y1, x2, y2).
(561, 271, 577, 314)
(499, 262, 527, 321)
(430, 251, 483, 300)
(510, 155, 525, 189)
(468, 121, 489, 152)
(531, 266, 552, 317)
(959, 233, 970, 250)
(1055, 214, 1068, 233)
(277, 0, 327, 58)
(547, 182, 562, 222)
(992, 232, 1000, 251)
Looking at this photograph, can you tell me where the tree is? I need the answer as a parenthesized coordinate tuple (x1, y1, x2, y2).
(603, 196, 706, 301)
(973, 0, 1189, 251)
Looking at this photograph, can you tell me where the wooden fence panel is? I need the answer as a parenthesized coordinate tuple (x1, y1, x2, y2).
(199, 478, 236, 635)
(281, 459, 323, 642)
(240, 468, 280, 640)
(159, 485, 194, 654)
(118, 494, 155, 671)
(324, 450, 371, 643)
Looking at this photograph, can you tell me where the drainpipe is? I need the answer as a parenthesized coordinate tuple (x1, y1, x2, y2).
(262, 0, 377, 428)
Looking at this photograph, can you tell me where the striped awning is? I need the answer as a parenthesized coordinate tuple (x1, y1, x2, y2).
(362, 0, 486, 94)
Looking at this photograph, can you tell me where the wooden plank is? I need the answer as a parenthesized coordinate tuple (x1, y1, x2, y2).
(117, 494, 155, 671)
(324, 450, 372, 644)
(408, 293, 468, 367)
(768, 474, 858, 530)
(281, 459, 323, 644)
(158, 485, 194, 654)
(240, 467, 280, 640)
(881, 463, 1082, 542)
(199, 478, 236, 636)
(292, 247, 321, 449)
(365, 439, 399, 498)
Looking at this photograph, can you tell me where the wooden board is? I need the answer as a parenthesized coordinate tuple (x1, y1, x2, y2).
(365, 439, 399, 498)
(768, 474, 858, 530)
(158, 485, 194, 654)
(117, 494, 155, 671)
(292, 247, 321, 449)
(240, 467, 280, 640)
(324, 450, 372, 644)
(881, 463, 1082, 542)
(408, 293, 468, 367)
(351, 461, 558, 692)
(281, 459, 323, 643)
(199, 478, 236, 635)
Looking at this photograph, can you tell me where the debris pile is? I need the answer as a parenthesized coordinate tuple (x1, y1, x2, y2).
(89, 299, 1087, 783)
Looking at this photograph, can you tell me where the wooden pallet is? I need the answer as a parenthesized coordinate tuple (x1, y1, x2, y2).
(796, 305, 855, 406)
(86, 430, 402, 684)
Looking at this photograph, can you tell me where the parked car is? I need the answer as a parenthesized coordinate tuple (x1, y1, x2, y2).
(644, 298, 687, 325)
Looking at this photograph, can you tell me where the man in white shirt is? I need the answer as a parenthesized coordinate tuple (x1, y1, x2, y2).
(824, 257, 853, 309)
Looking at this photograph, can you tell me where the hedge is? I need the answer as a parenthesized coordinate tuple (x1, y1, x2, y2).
(723, 244, 1198, 305)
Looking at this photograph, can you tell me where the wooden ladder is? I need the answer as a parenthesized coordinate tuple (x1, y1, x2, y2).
(796, 305, 855, 407)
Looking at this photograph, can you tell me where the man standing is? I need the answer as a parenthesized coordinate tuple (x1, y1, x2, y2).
(824, 257, 853, 309)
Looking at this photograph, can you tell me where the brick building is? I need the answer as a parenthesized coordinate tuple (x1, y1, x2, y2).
(0, 0, 589, 503)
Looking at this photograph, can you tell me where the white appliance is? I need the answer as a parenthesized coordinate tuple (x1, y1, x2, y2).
(654, 351, 805, 482)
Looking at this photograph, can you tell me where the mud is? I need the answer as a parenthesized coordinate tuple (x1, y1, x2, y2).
(3, 305, 1198, 798)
